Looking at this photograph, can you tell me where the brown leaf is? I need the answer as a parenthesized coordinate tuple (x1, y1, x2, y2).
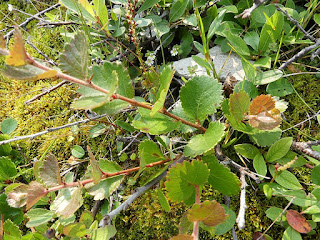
(286, 209, 311, 233)
(187, 200, 228, 227)
(27, 181, 47, 210)
(170, 234, 193, 240)
(0, 33, 9, 56)
(252, 232, 267, 240)
(5, 26, 28, 66)
(248, 109, 281, 130)
(6, 184, 29, 208)
(39, 154, 62, 187)
(249, 95, 275, 115)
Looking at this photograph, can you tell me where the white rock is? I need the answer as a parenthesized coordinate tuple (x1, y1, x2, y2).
(173, 46, 246, 81)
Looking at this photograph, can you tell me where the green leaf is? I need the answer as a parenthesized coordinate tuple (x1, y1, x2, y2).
(1, 118, 17, 135)
(72, 62, 133, 112)
(99, 159, 122, 173)
(266, 206, 287, 223)
(154, 20, 170, 37)
(39, 154, 62, 187)
(283, 226, 302, 240)
(165, 160, 209, 204)
(191, 56, 212, 73)
(169, 0, 188, 22)
(224, 31, 250, 57)
(259, 11, 284, 53)
(50, 187, 83, 218)
(72, 145, 85, 158)
(80, 210, 94, 228)
(229, 91, 250, 122)
(0, 157, 17, 181)
(138, 140, 165, 168)
(203, 155, 240, 196)
(249, 128, 282, 147)
(187, 200, 228, 227)
(184, 122, 224, 157)
(314, 14, 320, 26)
(244, 31, 259, 51)
(207, 9, 226, 40)
(0, 134, 11, 156)
(93, 0, 109, 27)
(171, 101, 196, 133)
(269, 165, 302, 190)
(241, 59, 257, 81)
(87, 146, 103, 184)
(253, 69, 283, 85)
(234, 144, 260, 159)
(91, 225, 117, 240)
(59, 31, 90, 80)
(60, 0, 96, 22)
(215, 205, 236, 235)
(0, 194, 24, 225)
(132, 108, 181, 134)
(157, 189, 171, 212)
(193, 41, 204, 55)
(311, 165, 320, 185)
(85, 175, 124, 200)
(234, 80, 259, 99)
(254, 57, 271, 68)
(3, 219, 22, 240)
(151, 65, 174, 116)
(3, 64, 57, 81)
(180, 76, 223, 122)
(26, 209, 55, 227)
(266, 137, 293, 162)
(266, 78, 294, 97)
(89, 123, 107, 138)
(253, 154, 267, 180)
(137, 0, 160, 13)
(63, 223, 87, 237)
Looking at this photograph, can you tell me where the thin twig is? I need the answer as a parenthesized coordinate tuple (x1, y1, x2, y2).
(4, 3, 61, 45)
(24, 80, 68, 105)
(276, 4, 317, 42)
(257, 197, 296, 240)
(99, 155, 185, 227)
(278, 40, 320, 70)
(291, 141, 320, 160)
(117, 132, 141, 156)
(234, 0, 268, 19)
(215, 145, 260, 182)
(282, 71, 320, 78)
(224, 196, 239, 240)
(0, 114, 108, 145)
(236, 169, 247, 230)
(311, 45, 320, 60)
(37, 21, 79, 26)
(283, 109, 320, 132)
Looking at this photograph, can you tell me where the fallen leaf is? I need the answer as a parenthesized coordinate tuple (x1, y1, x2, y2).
(286, 209, 311, 233)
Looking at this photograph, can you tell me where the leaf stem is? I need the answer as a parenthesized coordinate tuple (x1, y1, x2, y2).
(192, 185, 200, 240)
(43, 158, 172, 194)
(29, 59, 206, 133)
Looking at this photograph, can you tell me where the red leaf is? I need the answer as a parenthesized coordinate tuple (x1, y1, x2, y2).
(249, 95, 274, 115)
(252, 232, 266, 240)
(286, 209, 311, 233)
